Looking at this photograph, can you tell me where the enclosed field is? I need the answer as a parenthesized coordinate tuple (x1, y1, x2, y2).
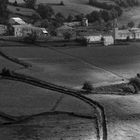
(2, 42, 140, 87)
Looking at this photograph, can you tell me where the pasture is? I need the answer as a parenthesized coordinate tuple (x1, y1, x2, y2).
(9, 0, 100, 17)
(2, 42, 140, 88)
(1, 41, 140, 139)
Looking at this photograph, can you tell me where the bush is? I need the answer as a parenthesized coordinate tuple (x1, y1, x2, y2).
(82, 81, 94, 92)
(122, 84, 135, 93)
(60, 1, 64, 5)
(129, 76, 140, 93)
(63, 32, 72, 40)
(23, 32, 37, 43)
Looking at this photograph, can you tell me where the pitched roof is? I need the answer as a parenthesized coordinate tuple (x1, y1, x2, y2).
(10, 17, 27, 25)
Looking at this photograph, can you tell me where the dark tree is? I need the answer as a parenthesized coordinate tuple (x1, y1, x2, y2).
(0, 0, 9, 19)
(31, 13, 41, 23)
(86, 11, 101, 23)
(60, 1, 64, 5)
(66, 14, 73, 22)
(23, 0, 36, 9)
(127, 21, 135, 28)
(14, 0, 18, 6)
(36, 4, 54, 19)
(75, 14, 84, 21)
(40, 19, 49, 28)
(100, 10, 110, 22)
(63, 32, 72, 40)
(55, 12, 65, 25)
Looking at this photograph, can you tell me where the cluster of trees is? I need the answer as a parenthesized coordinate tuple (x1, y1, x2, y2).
(89, 0, 139, 8)
(86, 9, 120, 23)
(23, 0, 36, 9)
(88, 1, 122, 22)
(114, 0, 139, 7)
(31, 4, 66, 35)
(0, 0, 9, 24)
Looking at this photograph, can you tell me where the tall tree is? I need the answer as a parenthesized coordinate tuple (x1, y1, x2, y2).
(23, 0, 36, 9)
(36, 4, 54, 19)
(0, 0, 9, 23)
(55, 12, 65, 25)
(127, 21, 135, 28)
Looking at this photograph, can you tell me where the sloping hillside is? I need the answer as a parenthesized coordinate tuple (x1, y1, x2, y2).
(9, 0, 140, 25)
(9, 0, 100, 17)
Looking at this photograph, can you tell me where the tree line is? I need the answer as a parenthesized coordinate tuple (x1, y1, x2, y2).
(89, 0, 139, 8)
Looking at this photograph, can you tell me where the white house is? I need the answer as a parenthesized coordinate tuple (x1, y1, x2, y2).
(103, 35, 114, 46)
(114, 28, 140, 40)
(83, 35, 102, 43)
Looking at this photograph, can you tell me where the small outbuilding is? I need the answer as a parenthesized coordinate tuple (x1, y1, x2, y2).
(103, 35, 114, 46)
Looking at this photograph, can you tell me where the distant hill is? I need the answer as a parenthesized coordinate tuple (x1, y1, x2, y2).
(9, 0, 100, 17)
(9, 0, 140, 26)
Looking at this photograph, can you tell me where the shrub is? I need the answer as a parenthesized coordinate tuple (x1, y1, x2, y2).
(63, 32, 72, 40)
(60, 1, 64, 5)
(122, 84, 135, 93)
(82, 81, 94, 92)
(129, 76, 140, 93)
(23, 32, 37, 43)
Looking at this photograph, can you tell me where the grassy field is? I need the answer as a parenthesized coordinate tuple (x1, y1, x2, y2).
(1, 46, 121, 88)
(0, 79, 95, 116)
(87, 94, 140, 140)
(2, 41, 140, 139)
(3, 42, 140, 88)
(0, 114, 97, 140)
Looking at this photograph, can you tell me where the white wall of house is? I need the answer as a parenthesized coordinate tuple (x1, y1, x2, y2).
(84, 35, 102, 43)
(103, 36, 114, 46)
(114, 28, 140, 40)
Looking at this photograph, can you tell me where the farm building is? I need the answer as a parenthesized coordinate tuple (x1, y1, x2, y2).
(103, 35, 114, 46)
(0, 25, 7, 35)
(114, 28, 140, 40)
(78, 34, 114, 46)
(82, 34, 102, 43)
(9, 17, 27, 25)
(13, 25, 48, 39)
